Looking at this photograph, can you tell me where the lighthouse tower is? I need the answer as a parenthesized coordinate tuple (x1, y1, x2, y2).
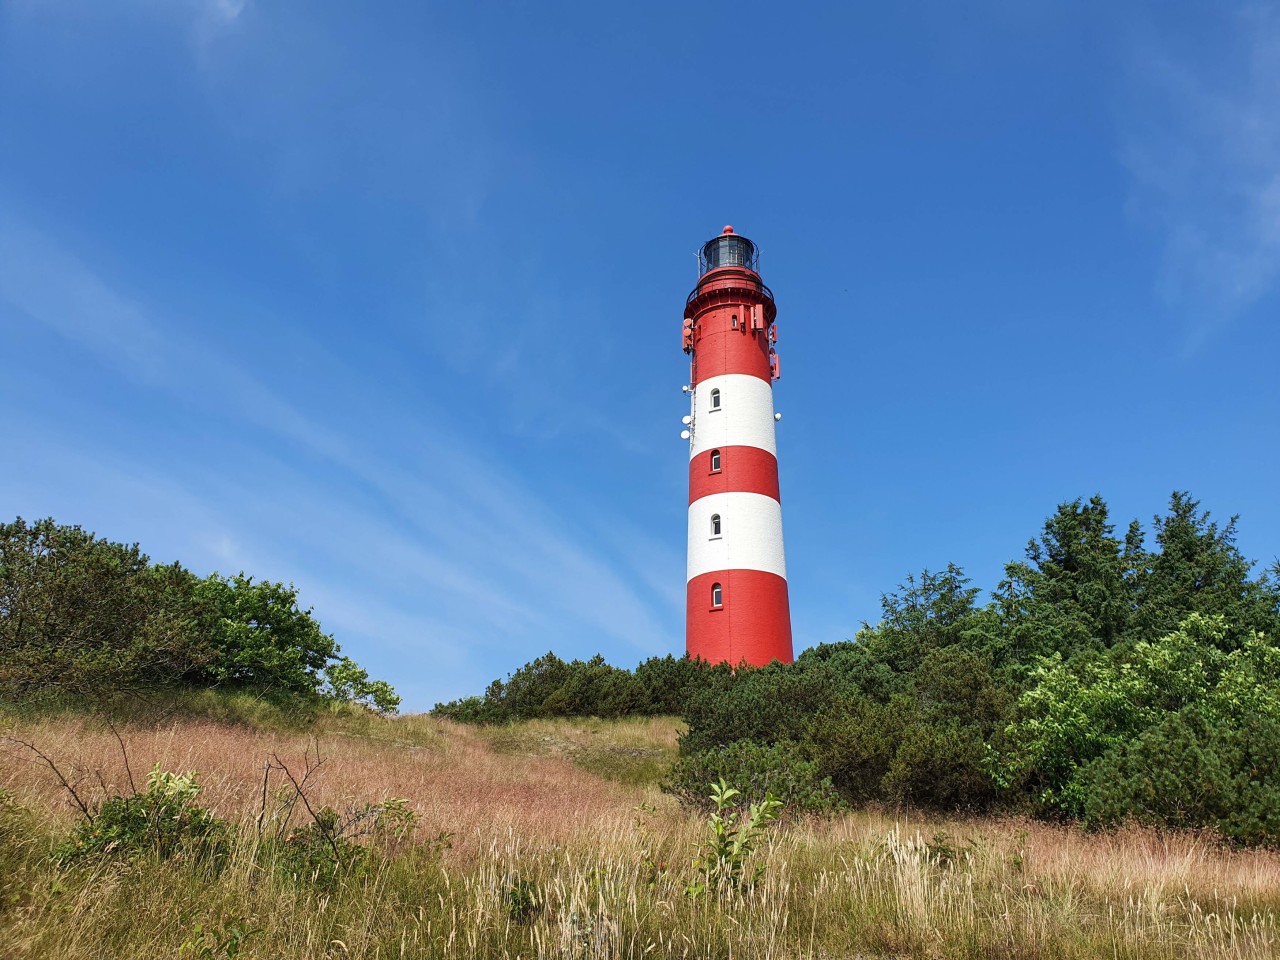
(682, 226, 793, 666)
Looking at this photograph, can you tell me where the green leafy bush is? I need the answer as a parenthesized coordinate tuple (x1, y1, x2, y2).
(322, 656, 401, 715)
(664, 740, 842, 813)
(273, 807, 366, 889)
(995, 614, 1280, 822)
(190, 573, 338, 696)
(57, 765, 228, 864)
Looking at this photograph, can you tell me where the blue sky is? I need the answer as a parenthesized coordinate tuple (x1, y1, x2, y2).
(2, 1, 1277, 711)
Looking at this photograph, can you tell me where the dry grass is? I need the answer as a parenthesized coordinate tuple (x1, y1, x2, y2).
(0, 708, 651, 863)
(1, 702, 1279, 958)
(474, 715, 682, 786)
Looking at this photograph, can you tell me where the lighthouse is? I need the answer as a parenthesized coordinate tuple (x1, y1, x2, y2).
(682, 226, 794, 666)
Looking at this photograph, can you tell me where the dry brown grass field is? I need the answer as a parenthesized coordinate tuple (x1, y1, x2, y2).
(1, 698, 1278, 959)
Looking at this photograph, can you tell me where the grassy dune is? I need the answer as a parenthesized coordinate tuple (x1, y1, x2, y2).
(1, 700, 1278, 959)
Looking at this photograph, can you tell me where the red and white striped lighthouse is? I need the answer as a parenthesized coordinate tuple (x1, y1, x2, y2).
(682, 226, 793, 667)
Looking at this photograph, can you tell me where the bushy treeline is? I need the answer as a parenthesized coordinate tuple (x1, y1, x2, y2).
(441, 492, 1280, 843)
(0, 518, 398, 713)
(433, 652, 733, 722)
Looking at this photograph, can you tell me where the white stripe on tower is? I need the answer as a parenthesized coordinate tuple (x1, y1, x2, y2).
(688, 374, 778, 461)
(687, 492, 787, 580)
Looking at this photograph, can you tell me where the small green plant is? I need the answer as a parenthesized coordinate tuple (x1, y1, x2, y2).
(0, 788, 15, 838)
(371, 797, 417, 846)
(56, 764, 227, 864)
(503, 876, 541, 923)
(685, 778, 782, 897)
(926, 831, 958, 867)
(178, 918, 259, 959)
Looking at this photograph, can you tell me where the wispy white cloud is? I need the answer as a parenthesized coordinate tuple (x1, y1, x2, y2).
(185, 2, 497, 233)
(210, 0, 247, 21)
(0, 222, 681, 707)
(1118, 4, 1280, 340)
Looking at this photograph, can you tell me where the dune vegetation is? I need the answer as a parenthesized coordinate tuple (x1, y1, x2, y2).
(2, 698, 1279, 959)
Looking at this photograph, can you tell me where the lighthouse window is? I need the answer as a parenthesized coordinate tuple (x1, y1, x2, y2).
(710, 449, 721, 472)
(710, 388, 721, 410)
(711, 582, 723, 608)
(710, 514, 721, 537)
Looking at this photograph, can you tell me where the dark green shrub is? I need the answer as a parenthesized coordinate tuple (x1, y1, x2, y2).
(881, 713, 1000, 810)
(432, 695, 490, 723)
(679, 660, 848, 754)
(635, 655, 732, 714)
(876, 647, 1010, 810)
(0, 519, 214, 698)
(269, 797, 417, 889)
(555, 655, 640, 717)
(1079, 707, 1280, 845)
(273, 807, 366, 889)
(663, 740, 843, 813)
(803, 695, 897, 804)
(432, 653, 726, 723)
(57, 765, 228, 864)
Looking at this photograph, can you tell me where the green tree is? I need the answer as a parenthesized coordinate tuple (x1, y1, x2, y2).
(191, 573, 338, 697)
(853, 564, 990, 678)
(0, 518, 211, 698)
(323, 656, 401, 714)
(1131, 492, 1280, 642)
(997, 496, 1134, 668)
(0, 517, 397, 710)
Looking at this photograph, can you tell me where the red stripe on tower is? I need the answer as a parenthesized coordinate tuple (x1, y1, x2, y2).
(688, 446, 781, 504)
(682, 226, 793, 667)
